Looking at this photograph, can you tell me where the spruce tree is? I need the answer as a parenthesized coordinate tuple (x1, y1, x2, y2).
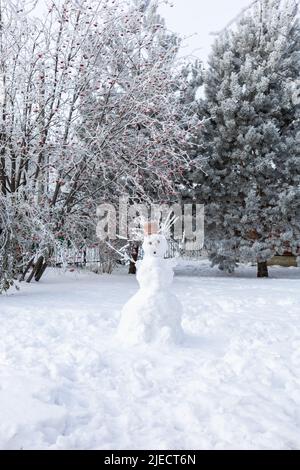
(193, 0, 300, 277)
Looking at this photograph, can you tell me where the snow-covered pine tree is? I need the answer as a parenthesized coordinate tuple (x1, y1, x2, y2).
(176, 59, 204, 183)
(193, 0, 300, 277)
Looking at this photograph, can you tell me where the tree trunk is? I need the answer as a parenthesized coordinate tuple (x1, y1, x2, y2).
(25, 256, 48, 282)
(19, 256, 35, 282)
(34, 260, 48, 281)
(128, 243, 139, 274)
(26, 255, 44, 283)
(257, 260, 268, 278)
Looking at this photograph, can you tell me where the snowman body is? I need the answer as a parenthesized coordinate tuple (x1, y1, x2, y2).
(117, 233, 184, 345)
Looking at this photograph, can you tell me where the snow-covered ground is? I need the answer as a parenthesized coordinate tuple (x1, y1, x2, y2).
(0, 261, 299, 450)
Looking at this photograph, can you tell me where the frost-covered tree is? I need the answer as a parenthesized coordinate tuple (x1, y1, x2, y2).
(193, 0, 300, 277)
(176, 59, 204, 176)
(78, 1, 203, 272)
(78, 0, 197, 206)
(0, 0, 200, 291)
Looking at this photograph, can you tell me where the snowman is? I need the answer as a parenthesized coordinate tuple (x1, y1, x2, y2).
(117, 222, 184, 345)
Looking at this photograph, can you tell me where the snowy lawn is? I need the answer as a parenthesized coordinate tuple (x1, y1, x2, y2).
(0, 261, 299, 450)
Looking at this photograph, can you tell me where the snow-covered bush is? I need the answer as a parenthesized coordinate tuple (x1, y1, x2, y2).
(0, 0, 201, 287)
(0, 193, 54, 292)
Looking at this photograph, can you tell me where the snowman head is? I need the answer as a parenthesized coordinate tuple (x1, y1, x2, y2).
(142, 233, 168, 259)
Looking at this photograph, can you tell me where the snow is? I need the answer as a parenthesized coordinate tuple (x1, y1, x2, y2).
(0, 261, 300, 450)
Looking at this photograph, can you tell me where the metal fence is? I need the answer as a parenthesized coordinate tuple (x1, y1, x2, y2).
(50, 240, 204, 271)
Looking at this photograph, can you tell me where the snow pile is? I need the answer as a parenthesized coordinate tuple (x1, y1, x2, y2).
(117, 234, 183, 345)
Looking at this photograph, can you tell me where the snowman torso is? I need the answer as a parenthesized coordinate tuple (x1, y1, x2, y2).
(136, 233, 173, 290)
(136, 257, 174, 291)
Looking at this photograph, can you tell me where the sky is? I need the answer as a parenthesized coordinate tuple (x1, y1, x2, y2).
(159, 0, 253, 62)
